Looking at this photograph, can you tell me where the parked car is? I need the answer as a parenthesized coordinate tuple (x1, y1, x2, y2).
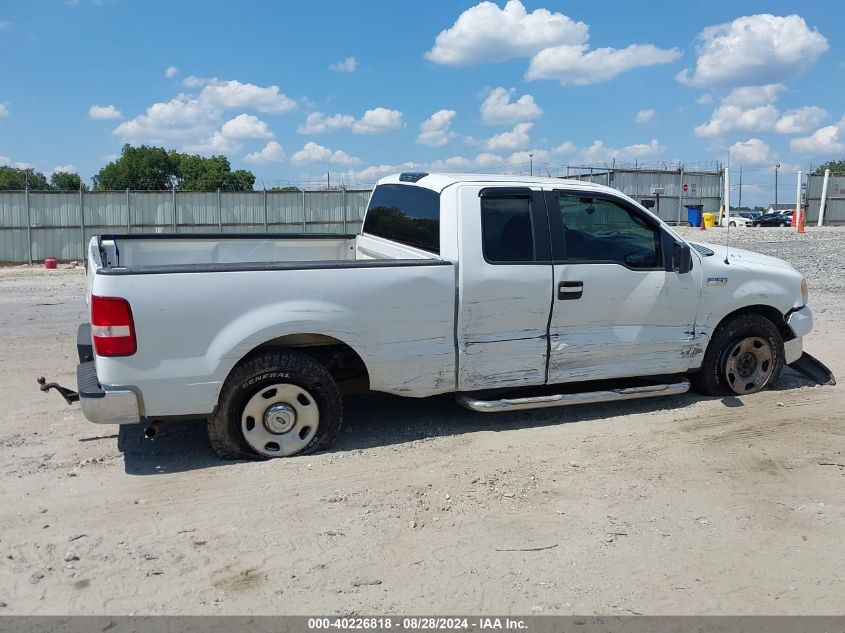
(42, 173, 815, 460)
(721, 213, 754, 228)
(753, 213, 792, 227)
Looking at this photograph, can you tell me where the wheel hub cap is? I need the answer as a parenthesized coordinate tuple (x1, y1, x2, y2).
(724, 336, 774, 395)
(264, 403, 297, 434)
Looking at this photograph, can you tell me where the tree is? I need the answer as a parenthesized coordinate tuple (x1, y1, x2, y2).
(0, 166, 50, 190)
(93, 144, 256, 191)
(50, 171, 86, 191)
(813, 160, 845, 175)
(268, 186, 302, 192)
(94, 144, 175, 190)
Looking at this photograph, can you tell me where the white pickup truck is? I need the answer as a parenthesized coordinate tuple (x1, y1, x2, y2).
(41, 173, 828, 460)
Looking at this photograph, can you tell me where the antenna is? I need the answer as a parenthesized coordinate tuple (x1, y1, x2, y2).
(723, 166, 731, 265)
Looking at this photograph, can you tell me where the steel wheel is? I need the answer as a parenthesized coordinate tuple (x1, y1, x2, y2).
(240, 383, 320, 457)
(723, 336, 775, 395)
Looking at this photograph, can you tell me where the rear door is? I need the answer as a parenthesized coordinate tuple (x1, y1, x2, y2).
(456, 185, 554, 391)
(545, 189, 701, 384)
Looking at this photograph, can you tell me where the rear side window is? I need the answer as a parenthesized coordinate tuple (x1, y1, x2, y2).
(481, 196, 534, 263)
(362, 184, 440, 254)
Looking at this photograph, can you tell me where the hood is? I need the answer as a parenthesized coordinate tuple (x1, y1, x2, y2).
(689, 241, 797, 272)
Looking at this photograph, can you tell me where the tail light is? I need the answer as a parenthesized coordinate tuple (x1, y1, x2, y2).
(91, 295, 136, 357)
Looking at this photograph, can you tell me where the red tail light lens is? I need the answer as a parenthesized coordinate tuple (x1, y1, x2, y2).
(91, 295, 136, 357)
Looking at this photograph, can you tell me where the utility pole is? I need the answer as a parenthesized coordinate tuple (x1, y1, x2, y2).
(738, 166, 743, 208)
(774, 163, 781, 208)
(529, 153, 534, 177)
(327, 172, 330, 190)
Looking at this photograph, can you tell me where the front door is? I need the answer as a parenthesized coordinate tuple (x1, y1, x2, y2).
(545, 189, 702, 384)
(456, 185, 553, 391)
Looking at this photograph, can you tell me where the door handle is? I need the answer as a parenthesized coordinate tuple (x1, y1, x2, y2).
(558, 281, 583, 300)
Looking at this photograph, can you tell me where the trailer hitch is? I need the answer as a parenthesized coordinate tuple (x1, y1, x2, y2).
(37, 376, 80, 405)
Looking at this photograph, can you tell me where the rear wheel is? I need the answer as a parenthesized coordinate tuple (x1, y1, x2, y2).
(691, 313, 784, 396)
(208, 350, 342, 460)
(729, 221, 736, 228)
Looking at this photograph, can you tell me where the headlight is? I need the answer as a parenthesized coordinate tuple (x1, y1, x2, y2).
(801, 278, 809, 305)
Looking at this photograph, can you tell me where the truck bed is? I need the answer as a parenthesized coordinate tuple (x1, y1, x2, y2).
(96, 233, 359, 270)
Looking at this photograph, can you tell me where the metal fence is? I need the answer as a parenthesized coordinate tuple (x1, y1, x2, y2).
(568, 169, 723, 224)
(806, 173, 845, 225)
(0, 189, 373, 263)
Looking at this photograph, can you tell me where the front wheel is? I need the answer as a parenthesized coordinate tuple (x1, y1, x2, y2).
(208, 350, 343, 460)
(729, 221, 736, 228)
(691, 313, 784, 396)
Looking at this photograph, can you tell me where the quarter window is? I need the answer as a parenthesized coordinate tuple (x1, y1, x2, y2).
(552, 194, 661, 269)
(481, 195, 535, 263)
(362, 184, 440, 254)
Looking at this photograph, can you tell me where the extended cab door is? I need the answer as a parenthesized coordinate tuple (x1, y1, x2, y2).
(456, 185, 553, 391)
(545, 189, 702, 384)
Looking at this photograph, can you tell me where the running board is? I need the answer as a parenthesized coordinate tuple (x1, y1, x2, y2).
(456, 379, 690, 413)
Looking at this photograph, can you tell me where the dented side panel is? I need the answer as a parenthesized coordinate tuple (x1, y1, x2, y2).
(548, 262, 703, 383)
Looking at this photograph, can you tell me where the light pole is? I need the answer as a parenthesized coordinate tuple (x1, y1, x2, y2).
(774, 163, 781, 208)
(529, 153, 534, 177)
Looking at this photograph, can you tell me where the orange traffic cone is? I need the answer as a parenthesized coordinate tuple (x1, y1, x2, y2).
(791, 209, 797, 227)
(699, 216, 707, 230)
(798, 208, 805, 234)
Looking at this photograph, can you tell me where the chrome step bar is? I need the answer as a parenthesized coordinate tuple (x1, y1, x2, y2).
(456, 379, 690, 413)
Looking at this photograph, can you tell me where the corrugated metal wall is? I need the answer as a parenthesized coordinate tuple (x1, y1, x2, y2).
(0, 189, 373, 263)
(806, 173, 845, 225)
(571, 169, 723, 223)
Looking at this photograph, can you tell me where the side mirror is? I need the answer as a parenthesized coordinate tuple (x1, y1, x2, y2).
(672, 241, 693, 274)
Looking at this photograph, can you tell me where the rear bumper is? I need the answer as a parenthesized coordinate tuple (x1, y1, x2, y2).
(76, 323, 140, 425)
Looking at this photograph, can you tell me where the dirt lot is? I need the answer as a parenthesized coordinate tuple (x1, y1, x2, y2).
(1, 227, 843, 615)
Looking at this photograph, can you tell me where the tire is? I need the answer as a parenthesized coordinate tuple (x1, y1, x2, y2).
(208, 350, 342, 460)
(691, 313, 784, 397)
(729, 221, 736, 228)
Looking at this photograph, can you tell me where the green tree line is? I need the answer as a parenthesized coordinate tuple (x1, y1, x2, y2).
(0, 144, 258, 192)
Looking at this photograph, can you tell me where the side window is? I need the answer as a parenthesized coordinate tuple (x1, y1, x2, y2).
(362, 184, 440, 253)
(553, 194, 662, 269)
(481, 195, 534, 263)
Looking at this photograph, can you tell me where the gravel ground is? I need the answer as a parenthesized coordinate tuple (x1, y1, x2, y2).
(0, 228, 843, 615)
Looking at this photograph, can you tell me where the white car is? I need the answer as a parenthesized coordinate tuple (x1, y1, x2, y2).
(721, 213, 754, 228)
(44, 173, 817, 459)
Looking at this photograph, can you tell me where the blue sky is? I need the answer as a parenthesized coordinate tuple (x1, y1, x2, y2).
(1, 1, 843, 204)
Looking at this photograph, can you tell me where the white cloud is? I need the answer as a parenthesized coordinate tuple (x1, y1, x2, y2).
(0, 155, 33, 169)
(577, 139, 664, 164)
(164, 66, 179, 78)
(635, 109, 655, 124)
(0, 103, 8, 118)
(352, 107, 404, 134)
(507, 149, 550, 165)
(182, 75, 208, 88)
(773, 106, 828, 134)
(219, 113, 273, 139)
(728, 138, 776, 165)
(695, 104, 780, 137)
(527, 43, 681, 85)
(473, 152, 505, 168)
(50, 164, 77, 175)
(329, 56, 357, 73)
(89, 104, 122, 120)
(290, 141, 361, 166)
(483, 122, 533, 151)
(790, 124, 843, 154)
(677, 14, 829, 87)
(244, 141, 285, 164)
(723, 83, 785, 107)
(696, 85, 829, 137)
(417, 109, 457, 147)
(297, 107, 404, 135)
(552, 141, 576, 155)
(114, 78, 297, 149)
(429, 155, 475, 171)
(697, 94, 714, 105)
(197, 79, 296, 114)
(480, 87, 542, 124)
(297, 112, 356, 134)
(425, 0, 588, 66)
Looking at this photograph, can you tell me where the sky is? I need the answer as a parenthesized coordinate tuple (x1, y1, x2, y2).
(1, 0, 843, 206)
